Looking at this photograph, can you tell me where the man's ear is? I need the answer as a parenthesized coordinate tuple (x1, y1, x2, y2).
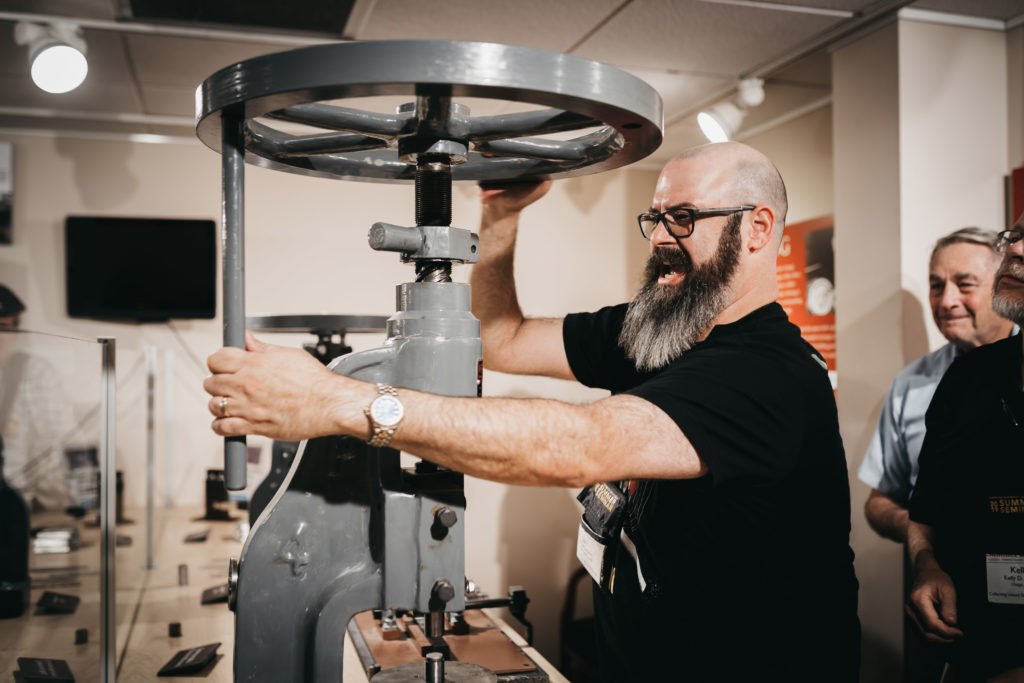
(747, 206, 775, 252)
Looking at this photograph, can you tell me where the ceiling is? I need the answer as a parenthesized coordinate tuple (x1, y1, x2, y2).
(0, 0, 1020, 168)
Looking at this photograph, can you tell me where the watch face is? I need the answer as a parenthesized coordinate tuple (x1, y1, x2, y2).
(370, 394, 404, 427)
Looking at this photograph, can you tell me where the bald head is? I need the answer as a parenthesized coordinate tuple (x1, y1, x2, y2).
(666, 142, 788, 233)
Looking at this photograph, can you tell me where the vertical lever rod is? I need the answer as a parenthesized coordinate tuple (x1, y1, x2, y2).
(222, 112, 247, 491)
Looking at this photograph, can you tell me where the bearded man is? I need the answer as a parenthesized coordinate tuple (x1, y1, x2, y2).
(205, 142, 860, 681)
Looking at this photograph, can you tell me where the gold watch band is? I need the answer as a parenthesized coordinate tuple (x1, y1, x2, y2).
(365, 383, 402, 448)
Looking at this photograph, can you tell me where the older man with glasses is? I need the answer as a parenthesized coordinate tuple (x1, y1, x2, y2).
(204, 142, 860, 681)
(906, 215, 1024, 683)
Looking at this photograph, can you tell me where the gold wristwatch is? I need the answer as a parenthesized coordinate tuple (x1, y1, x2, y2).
(365, 383, 404, 448)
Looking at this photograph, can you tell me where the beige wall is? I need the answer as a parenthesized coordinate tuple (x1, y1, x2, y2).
(742, 103, 835, 226)
(833, 23, 905, 679)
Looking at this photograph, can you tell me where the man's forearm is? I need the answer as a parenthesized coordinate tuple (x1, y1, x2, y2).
(334, 376, 704, 486)
(906, 520, 939, 572)
(864, 488, 910, 543)
(470, 198, 572, 380)
(205, 334, 705, 487)
(470, 208, 525, 369)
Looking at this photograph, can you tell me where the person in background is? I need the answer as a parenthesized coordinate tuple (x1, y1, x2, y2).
(906, 215, 1024, 682)
(0, 284, 74, 510)
(858, 227, 1015, 681)
(205, 142, 860, 681)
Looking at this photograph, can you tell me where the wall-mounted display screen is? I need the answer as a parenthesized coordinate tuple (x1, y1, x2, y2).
(65, 216, 216, 322)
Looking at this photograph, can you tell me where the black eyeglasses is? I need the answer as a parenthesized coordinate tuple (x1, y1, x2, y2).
(995, 229, 1024, 252)
(637, 205, 755, 240)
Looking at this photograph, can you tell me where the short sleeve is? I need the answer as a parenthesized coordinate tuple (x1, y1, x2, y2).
(563, 304, 650, 393)
(857, 382, 912, 502)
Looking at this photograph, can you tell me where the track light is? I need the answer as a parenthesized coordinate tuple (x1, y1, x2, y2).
(14, 22, 88, 94)
(698, 78, 765, 143)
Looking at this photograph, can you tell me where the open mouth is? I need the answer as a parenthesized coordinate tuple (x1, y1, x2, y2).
(658, 263, 686, 286)
(653, 247, 690, 286)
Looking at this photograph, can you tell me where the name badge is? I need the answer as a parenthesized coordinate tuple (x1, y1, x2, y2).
(577, 517, 615, 592)
(986, 554, 1024, 605)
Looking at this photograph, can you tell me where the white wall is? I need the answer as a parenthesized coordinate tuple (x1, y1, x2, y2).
(899, 19, 1009, 354)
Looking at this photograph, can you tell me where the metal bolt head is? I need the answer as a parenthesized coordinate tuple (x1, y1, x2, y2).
(432, 578, 456, 604)
(434, 506, 457, 528)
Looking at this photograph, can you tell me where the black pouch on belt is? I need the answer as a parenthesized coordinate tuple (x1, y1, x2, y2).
(576, 482, 627, 593)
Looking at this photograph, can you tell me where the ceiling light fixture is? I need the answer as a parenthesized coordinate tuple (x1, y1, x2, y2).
(14, 22, 89, 95)
(697, 78, 765, 143)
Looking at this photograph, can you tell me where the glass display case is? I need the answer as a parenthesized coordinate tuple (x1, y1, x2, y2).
(0, 329, 115, 682)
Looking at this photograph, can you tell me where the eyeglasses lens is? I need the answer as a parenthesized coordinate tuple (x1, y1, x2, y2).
(664, 210, 693, 237)
(997, 231, 1023, 252)
(639, 215, 658, 238)
(639, 210, 694, 239)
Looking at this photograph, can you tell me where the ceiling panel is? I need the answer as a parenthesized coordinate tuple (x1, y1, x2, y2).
(0, 22, 26, 80)
(0, 72, 142, 112)
(745, 0, 872, 9)
(620, 66, 734, 117)
(138, 84, 200, 118)
(573, 0, 843, 74)
(350, 0, 625, 52)
(913, 0, 1024, 21)
(76, 28, 136, 85)
(124, 34, 284, 88)
(769, 47, 831, 89)
(0, 0, 117, 20)
(0, 0, 1014, 165)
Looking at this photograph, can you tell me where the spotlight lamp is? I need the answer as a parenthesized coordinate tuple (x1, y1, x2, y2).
(697, 77, 765, 143)
(14, 22, 89, 94)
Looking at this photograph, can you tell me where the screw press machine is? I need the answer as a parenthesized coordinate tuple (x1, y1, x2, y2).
(195, 40, 662, 682)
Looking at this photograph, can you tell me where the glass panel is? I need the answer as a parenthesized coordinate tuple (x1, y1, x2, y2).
(0, 329, 107, 681)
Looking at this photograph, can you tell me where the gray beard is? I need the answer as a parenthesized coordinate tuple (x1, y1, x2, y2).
(992, 262, 1024, 326)
(618, 213, 742, 371)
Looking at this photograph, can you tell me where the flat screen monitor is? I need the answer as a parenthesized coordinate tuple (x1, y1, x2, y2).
(65, 216, 216, 321)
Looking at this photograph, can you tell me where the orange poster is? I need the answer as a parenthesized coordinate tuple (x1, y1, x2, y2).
(776, 216, 836, 390)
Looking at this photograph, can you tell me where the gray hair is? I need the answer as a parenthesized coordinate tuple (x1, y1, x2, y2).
(929, 227, 1001, 266)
